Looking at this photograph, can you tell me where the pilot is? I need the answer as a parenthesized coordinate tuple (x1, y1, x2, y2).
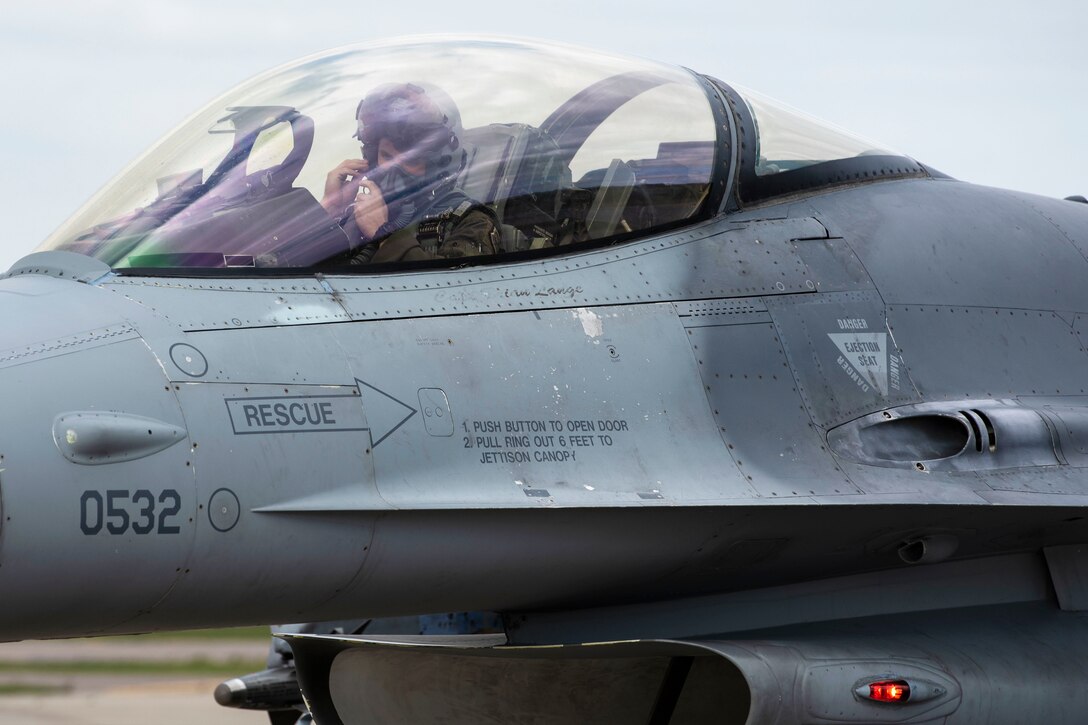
(321, 83, 499, 264)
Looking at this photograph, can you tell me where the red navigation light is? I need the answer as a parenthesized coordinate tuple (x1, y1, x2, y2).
(868, 680, 911, 703)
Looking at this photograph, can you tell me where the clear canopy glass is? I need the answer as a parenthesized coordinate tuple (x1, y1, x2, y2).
(40, 37, 718, 270)
(737, 87, 900, 177)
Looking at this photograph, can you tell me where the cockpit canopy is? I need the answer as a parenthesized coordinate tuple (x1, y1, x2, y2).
(39, 37, 921, 272)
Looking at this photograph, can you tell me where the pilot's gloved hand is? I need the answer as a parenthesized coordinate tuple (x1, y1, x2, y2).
(321, 159, 369, 217)
(353, 178, 389, 241)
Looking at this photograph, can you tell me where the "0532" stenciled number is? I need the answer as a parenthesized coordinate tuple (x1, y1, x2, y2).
(79, 489, 182, 536)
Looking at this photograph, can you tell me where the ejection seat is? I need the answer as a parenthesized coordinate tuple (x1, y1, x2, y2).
(455, 124, 574, 252)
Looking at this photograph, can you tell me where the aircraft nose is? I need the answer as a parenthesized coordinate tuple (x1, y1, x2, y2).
(0, 267, 197, 640)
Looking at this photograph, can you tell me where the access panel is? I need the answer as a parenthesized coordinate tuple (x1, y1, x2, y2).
(331, 303, 753, 508)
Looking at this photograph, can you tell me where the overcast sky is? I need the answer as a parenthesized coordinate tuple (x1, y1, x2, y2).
(0, 1, 1084, 270)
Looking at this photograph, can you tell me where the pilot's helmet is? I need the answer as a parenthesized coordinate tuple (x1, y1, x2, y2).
(354, 83, 463, 184)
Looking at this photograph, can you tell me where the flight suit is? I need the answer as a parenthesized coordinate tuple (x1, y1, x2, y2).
(351, 190, 500, 264)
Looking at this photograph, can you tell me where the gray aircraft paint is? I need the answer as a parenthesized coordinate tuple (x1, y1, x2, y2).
(3, 39, 1088, 724)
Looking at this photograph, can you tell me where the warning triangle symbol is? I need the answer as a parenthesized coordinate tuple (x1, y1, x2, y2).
(828, 333, 889, 396)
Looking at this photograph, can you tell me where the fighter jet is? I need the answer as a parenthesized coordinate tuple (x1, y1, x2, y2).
(2, 35, 1088, 724)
